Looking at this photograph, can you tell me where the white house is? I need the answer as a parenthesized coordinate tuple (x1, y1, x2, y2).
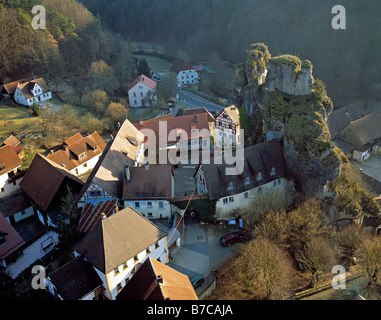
(177, 62, 199, 87)
(70, 207, 169, 300)
(0, 145, 23, 198)
(13, 78, 52, 107)
(122, 165, 175, 220)
(47, 132, 107, 176)
(127, 74, 157, 108)
(195, 140, 291, 221)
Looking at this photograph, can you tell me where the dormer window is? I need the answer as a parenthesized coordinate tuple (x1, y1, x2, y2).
(271, 167, 276, 176)
(257, 172, 262, 181)
(228, 181, 234, 190)
(245, 177, 250, 185)
(78, 152, 87, 160)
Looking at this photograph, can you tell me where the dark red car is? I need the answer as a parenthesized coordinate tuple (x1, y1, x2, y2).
(219, 231, 247, 247)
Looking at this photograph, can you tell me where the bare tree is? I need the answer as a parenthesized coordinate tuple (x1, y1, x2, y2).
(234, 238, 294, 300)
(296, 237, 337, 287)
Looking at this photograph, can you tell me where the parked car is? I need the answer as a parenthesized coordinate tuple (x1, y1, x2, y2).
(219, 231, 247, 247)
(190, 274, 205, 289)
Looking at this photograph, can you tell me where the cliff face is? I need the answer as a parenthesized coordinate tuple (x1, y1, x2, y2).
(234, 43, 340, 196)
(266, 56, 313, 96)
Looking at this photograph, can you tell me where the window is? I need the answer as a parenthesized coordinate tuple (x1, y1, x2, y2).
(159, 202, 164, 209)
(140, 92, 143, 97)
(228, 181, 234, 190)
(83, 163, 88, 168)
(271, 167, 276, 176)
(229, 196, 234, 203)
(88, 190, 101, 197)
(273, 181, 277, 187)
(134, 255, 139, 262)
(244, 192, 249, 199)
(219, 121, 222, 126)
(258, 187, 262, 194)
(155, 242, 160, 249)
(223, 198, 228, 205)
(147, 202, 152, 208)
(278, 179, 282, 185)
(245, 177, 250, 185)
(146, 248, 151, 254)
(21, 210, 27, 216)
(135, 202, 140, 208)
(122, 262, 128, 270)
(148, 212, 152, 217)
(133, 92, 136, 97)
(134, 100, 137, 105)
(75, 168, 79, 175)
(114, 267, 119, 276)
(257, 172, 262, 180)
(117, 283, 122, 292)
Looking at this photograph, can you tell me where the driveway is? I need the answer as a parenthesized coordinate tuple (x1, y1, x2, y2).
(168, 215, 242, 296)
(352, 154, 381, 181)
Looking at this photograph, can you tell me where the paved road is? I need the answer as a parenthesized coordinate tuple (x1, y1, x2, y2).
(177, 90, 225, 114)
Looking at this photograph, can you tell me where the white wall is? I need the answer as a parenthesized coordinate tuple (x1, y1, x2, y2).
(214, 178, 287, 221)
(128, 82, 156, 108)
(177, 70, 199, 86)
(0, 170, 22, 199)
(70, 154, 101, 176)
(123, 200, 172, 219)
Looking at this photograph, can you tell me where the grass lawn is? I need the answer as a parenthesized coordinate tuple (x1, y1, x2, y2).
(135, 54, 172, 72)
(0, 105, 40, 142)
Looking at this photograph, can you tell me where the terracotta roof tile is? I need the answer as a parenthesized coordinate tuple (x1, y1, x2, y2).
(0, 145, 23, 175)
(116, 257, 198, 300)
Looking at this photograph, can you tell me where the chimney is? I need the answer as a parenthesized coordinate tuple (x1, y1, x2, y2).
(139, 118, 143, 127)
(125, 165, 130, 181)
(194, 115, 198, 123)
(101, 213, 107, 220)
(156, 275, 163, 284)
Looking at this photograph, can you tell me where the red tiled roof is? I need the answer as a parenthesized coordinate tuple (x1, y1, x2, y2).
(2, 135, 21, 148)
(127, 74, 157, 92)
(133, 113, 210, 147)
(0, 213, 25, 260)
(47, 132, 106, 172)
(78, 199, 117, 233)
(20, 154, 84, 212)
(0, 145, 23, 175)
(180, 61, 193, 72)
(116, 257, 198, 300)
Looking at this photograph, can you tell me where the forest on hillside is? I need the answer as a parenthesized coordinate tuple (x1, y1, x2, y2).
(80, 0, 381, 107)
(0, 0, 136, 94)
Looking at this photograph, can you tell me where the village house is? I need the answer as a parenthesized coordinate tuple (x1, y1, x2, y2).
(328, 105, 381, 162)
(45, 254, 104, 300)
(176, 62, 199, 88)
(47, 132, 107, 176)
(1, 135, 25, 160)
(116, 257, 198, 300)
(1, 76, 35, 98)
(0, 191, 36, 227)
(62, 207, 169, 300)
(13, 78, 52, 107)
(0, 213, 25, 270)
(76, 118, 146, 211)
(127, 74, 157, 108)
(0, 145, 23, 198)
(195, 140, 290, 221)
(134, 113, 211, 164)
(20, 153, 84, 228)
(214, 105, 241, 148)
(122, 164, 175, 220)
(176, 107, 216, 138)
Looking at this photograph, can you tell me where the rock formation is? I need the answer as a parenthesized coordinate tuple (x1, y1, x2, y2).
(234, 43, 341, 196)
